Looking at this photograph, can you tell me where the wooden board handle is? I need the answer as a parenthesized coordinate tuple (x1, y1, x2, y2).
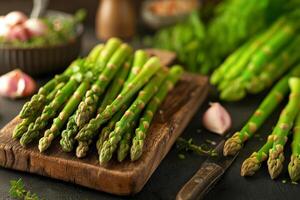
(176, 163, 224, 200)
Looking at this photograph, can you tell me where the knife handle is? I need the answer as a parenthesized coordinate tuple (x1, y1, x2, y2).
(176, 162, 224, 200)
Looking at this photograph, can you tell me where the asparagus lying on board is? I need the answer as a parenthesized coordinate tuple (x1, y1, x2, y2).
(59, 44, 105, 152)
(267, 78, 300, 179)
(130, 65, 184, 161)
(20, 74, 83, 147)
(13, 82, 65, 139)
(96, 50, 149, 158)
(96, 51, 148, 151)
(100, 68, 168, 164)
(95, 38, 122, 72)
(75, 43, 131, 128)
(97, 58, 132, 114)
(75, 57, 161, 142)
(59, 113, 78, 152)
(288, 112, 300, 182)
(224, 64, 300, 156)
(247, 36, 300, 94)
(220, 22, 296, 101)
(39, 80, 90, 152)
(75, 58, 134, 158)
(19, 58, 85, 119)
(117, 119, 137, 162)
(86, 44, 104, 63)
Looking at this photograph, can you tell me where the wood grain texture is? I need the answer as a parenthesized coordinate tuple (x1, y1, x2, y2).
(0, 73, 208, 196)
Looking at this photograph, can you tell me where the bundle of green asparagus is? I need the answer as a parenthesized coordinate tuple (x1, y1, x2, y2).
(211, 13, 300, 101)
(145, 0, 291, 74)
(13, 38, 184, 164)
(239, 77, 300, 180)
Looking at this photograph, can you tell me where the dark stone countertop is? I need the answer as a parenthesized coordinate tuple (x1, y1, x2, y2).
(0, 30, 298, 200)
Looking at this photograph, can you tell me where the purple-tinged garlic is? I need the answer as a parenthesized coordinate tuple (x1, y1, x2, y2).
(202, 102, 232, 135)
(0, 69, 36, 98)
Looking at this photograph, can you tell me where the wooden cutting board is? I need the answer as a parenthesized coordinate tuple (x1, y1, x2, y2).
(0, 73, 208, 195)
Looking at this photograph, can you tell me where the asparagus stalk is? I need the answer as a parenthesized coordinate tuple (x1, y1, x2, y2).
(288, 112, 300, 182)
(38, 80, 90, 152)
(210, 43, 247, 85)
(75, 57, 161, 142)
(58, 45, 106, 152)
(76, 51, 149, 158)
(95, 38, 122, 71)
(59, 113, 78, 152)
(100, 68, 168, 164)
(224, 64, 300, 156)
(222, 18, 286, 83)
(130, 65, 184, 161)
(75, 58, 133, 158)
(267, 78, 300, 179)
(247, 36, 300, 94)
(241, 133, 277, 176)
(117, 121, 136, 162)
(20, 75, 82, 147)
(86, 44, 104, 63)
(13, 82, 65, 139)
(125, 50, 148, 85)
(19, 59, 85, 119)
(97, 58, 132, 114)
(220, 22, 296, 101)
(75, 43, 132, 127)
(96, 50, 149, 156)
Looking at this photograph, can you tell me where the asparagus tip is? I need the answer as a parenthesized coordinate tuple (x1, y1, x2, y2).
(288, 155, 300, 182)
(240, 153, 261, 176)
(38, 134, 53, 152)
(267, 149, 285, 179)
(76, 141, 89, 158)
(223, 133, 242, 156)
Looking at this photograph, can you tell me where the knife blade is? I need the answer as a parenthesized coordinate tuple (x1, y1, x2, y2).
(176, 140, 238, 200)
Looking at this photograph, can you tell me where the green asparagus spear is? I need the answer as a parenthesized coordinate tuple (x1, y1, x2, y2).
(20, 74, 82, 147)
(96, 50, 148, 156)
(75, 43, 132, 127)
(86, 44, 104, 63)
(59, 113, 78, 152)
(247, 36, 300, 94)
(130, 65, 184, 161)
(288, 112, 300, 182)
(97, 58, 132, 114)
(38, 80, 90, 152)
(222, 18, 286, 83)
(75, 57, 161, 142)
(224, 64, 300, 156)
(13, 82, 65, 139)
(220, 22, 296, 101)
(125, 50, 148, 84)
(95, 38, 122, 71)
(58, 45, 106, 152)
(100, 68, 168, 164)
(267, 78, 300, 179)
(241, 133, 276, 176)
(19, 59, 85, 119)
(76, 51, 149, 157)
(117, 121, 136, 162)
(210, 43, 247, 85)
(75, 58, 133, 157)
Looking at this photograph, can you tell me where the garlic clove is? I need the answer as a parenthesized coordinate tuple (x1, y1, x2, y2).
(4, 11, 28, 27)
(202, 102, 232, 135)
(24, 18, 48, 37)
(0, 69, 36, 98)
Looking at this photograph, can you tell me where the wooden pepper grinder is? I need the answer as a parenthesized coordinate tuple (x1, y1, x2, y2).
(96, 0, 136, 40)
